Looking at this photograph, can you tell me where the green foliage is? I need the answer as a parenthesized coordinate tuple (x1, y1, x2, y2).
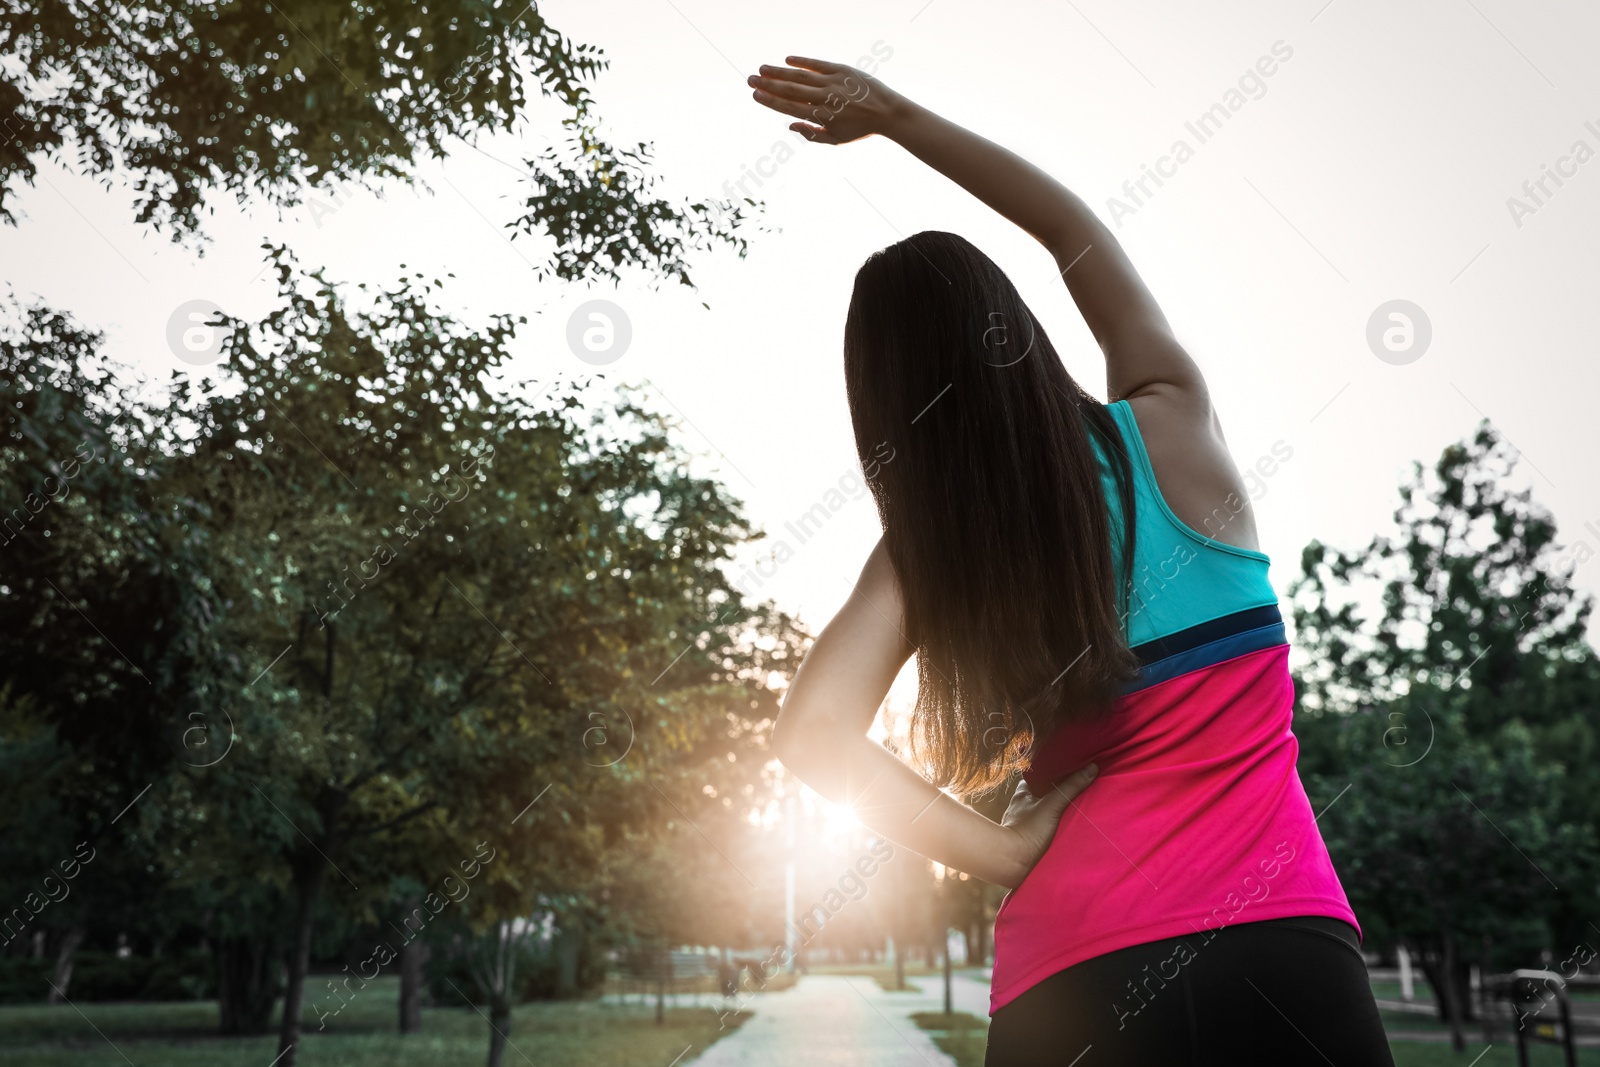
(516, 117, 761, 289)
(135, 238, 793, 885)
(0, 0, 756, 276)
(428, 923, 607, 1005)
(1290, 422, 1600, 857)
(0, 949, 213, 1005)
(1, 0, 585, 231)
(0, 7, 778, 1065)
(0, 240, 801, 1052)
(1290, 422, 1594, 722)
(0, 956, 48, 1005)
(1306, 700, 1595, 957)
(1288, 422, 1600, 1038)
(75, 243, 798, 1054)
(0, 299, 213, 803)
(0, 299, 229, 986)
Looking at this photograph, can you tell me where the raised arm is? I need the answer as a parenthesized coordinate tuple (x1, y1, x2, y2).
(747, 56, 1207, 407)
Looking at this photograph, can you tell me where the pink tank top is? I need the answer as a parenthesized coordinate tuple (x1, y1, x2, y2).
(987, 401, 1359, 1014)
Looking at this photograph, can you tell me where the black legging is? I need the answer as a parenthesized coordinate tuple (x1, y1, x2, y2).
(985, 915, 1396, 1066)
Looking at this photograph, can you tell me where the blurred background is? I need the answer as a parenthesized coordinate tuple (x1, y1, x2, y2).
(1, 1, 1598, 1064)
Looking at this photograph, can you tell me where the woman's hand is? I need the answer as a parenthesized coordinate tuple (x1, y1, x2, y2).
(747, 56, 907, 145)
(999, 764, 1099, 888)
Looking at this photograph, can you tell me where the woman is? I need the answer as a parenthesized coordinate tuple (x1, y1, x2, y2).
(750, 56, 1394, 1066)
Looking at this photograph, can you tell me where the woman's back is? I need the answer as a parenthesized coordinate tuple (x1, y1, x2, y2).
(989, 399, 1359, 1014)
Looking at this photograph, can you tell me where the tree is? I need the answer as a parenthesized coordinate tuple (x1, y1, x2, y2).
(1290, 421, 1594, 727)
(1289, 422, 1600, 1046)
(1304, 699, 1594, 1050)
(0, 0, 755, 277)
(465, 918, 540, 1067)
(124, 244, 800, 1066)
(3, 7, 775, 1060)
(0, 300, 226, 1000)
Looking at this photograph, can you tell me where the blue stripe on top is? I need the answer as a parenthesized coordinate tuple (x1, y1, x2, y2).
(1120, 604, 1288, 695)
(1086, 400, 1281, 650)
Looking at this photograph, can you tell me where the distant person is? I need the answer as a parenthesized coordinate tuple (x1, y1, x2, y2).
(752, 56, 1393, 1067)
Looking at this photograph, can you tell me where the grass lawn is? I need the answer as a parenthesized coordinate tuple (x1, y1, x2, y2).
(1373, 979, 1437, 1000)
(1371, 979, 1600, 1006)
(0, 976, 749, 1067)
(1381, 1008, 1454, 1032)
(908, 1007, 1600, 1067)
(1389, 1046, 1600, 1065)
(912, 1011, 988, 1067)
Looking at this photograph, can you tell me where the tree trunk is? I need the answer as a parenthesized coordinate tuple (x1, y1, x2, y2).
(47, 925, 87, 1003)
(467, 920, 528, 1066)
(554, 917, 582, 998)
(1436, 930, 1467, 1053)
(1479, 936, 1495, 1046)
(1457, 958, 1477, 1022)
(398, 927, 429, 1034)
(217, 934, 279, 1035)
(275, 856, 329, 1067)
(486, 1002, 512, 1067)
(1418, 955, 1446, 1015)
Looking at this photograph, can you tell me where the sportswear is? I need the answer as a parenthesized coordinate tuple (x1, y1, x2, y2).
(987, 399, 1360, 1015)
(984, 915, 1395, 1066)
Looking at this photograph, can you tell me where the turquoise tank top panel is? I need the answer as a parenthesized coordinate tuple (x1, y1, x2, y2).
(1086, 400, 1279, 648)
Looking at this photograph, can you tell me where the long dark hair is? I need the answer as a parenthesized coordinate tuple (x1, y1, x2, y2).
(844, 230, 1140, 798)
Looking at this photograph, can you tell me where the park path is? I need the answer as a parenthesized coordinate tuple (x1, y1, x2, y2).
(685, 972, 993, 1067)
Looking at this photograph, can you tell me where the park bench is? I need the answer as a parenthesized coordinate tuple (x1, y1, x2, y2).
(1484, 969, 1578, 1067)
(613, 950, 725, 1007)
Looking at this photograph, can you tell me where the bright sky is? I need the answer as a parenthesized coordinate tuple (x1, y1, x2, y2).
(5, 0, 1599, 718)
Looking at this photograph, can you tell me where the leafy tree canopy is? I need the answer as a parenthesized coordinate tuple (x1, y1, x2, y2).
(0, 0, 755, 285)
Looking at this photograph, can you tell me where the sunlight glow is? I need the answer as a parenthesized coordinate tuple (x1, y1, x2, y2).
(820, 799, 862, 838)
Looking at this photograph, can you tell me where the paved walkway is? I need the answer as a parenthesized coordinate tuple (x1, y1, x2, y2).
(686, 973, 992, 1067)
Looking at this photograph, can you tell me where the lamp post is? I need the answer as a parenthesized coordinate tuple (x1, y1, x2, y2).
(943, 926, 953, 1015)
(784, 792, 796, 972)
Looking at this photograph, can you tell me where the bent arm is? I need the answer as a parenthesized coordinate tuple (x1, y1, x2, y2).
(880, 99, 1208, 405)
(773, 539, 1036, 888)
